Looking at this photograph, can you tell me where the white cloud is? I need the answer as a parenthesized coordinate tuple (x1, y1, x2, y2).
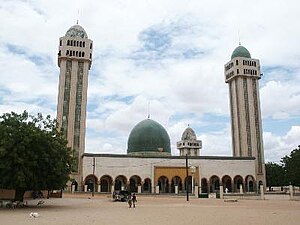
(264, 126, 300, 162)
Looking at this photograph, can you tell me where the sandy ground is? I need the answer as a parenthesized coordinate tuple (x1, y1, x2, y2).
(1, 194, 299, 225)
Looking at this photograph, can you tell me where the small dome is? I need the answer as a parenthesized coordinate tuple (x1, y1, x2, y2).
(181, 127, 197, 141)
(65, 24, 88, 39)
(127, 119, 171, 155)
(231, 45, 251, 59)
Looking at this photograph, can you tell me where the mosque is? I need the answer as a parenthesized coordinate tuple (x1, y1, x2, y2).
(56, 23, 266, 195)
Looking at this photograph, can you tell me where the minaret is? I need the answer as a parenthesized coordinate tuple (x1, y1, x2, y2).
(224, 44, 265, 187)
(177, 126, 202, 156)
(56, 24, 93, 174)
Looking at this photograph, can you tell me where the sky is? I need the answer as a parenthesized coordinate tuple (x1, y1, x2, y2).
(0, 0, 299, 163)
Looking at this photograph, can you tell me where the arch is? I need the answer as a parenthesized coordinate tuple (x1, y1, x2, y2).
(80, 41, 82, 47)
(83, 41, 85, 47)
(143, 178, 151, 193)
(201, 178, 208, 193)
(245, 175, 255, 192)
(222, 175, 232, 192)
(82, 52, 85, 57)
(129, 175, 142, 193)
(66, 50, 69, 56)
(209, 175, 220, 193)
(158, 176, 169, 193)
(76, 51, 78, 57)
(233, 175, 244, 192)
(100, 175, 113, 192)
(71, 180, 78, 191)
(79, 52, 81, 57)
(77, 41, 79, 46)
(114, 175, 127, 191)
(184, 176, 192, 193)
(171, 176, 183, 193)
(84, 174, 98, 192)
(67, 40, 70, 46)
(73, 51, 75, 56)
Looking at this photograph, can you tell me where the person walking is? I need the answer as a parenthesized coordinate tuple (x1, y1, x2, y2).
(127, 194, 132, 208)
(132, 193, 137, 208)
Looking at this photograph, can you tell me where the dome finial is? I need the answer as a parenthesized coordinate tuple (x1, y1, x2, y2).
(238, 29, 241, 46)
(147, 101, 150, 119)
(77, 9, 79, 25)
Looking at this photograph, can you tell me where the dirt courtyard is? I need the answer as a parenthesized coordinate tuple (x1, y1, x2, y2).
(1, 194, 299, 225)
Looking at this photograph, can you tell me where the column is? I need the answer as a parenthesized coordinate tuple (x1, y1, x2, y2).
(194, 185, 199, 198)
(289, 185, 294, 200)
(239, 184, 243, 194)
(220, 186, 224, 199)
(175, 186, 178, 195)
(138, 185, 142, 194)
(260, 185, 265, 200)
(156, 185, 160, 194)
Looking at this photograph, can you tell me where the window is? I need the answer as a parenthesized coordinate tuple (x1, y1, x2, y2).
(79, 52, 81, 57)
(237, 69, 239, 74)
(66, 50, 69, 55)
(236, 60, 238, 65)
(82, 52, 85, 57)
(90, 43, 92, 49)
(80, 41, 82, 47)
(90, 53, 92, 59)
(67, 40, 70, 46)
(83, 42, 85, 47)
(60, 40, 62, 46)
(76, 51, 78, 57)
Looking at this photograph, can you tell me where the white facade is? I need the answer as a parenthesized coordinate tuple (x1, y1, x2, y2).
(81, 154, 256, 194)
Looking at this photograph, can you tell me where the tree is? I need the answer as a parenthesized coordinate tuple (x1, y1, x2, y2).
(282, 145, 300, 187)
(0, 111, 73, 201)
(265, 162, 287, 190)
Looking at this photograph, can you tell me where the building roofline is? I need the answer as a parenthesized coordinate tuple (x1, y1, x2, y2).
(82, 153, 255, 161)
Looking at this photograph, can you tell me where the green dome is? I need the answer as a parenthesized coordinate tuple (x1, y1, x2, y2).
(231, 45, 251, 59)
(127, 119, 171, 156)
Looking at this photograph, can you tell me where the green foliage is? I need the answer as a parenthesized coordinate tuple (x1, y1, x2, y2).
(281, 145, 300, 187)
(0, 111, 73, 200)
(265, 162, 287, 188)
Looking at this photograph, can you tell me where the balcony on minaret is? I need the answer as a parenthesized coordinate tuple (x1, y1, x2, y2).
(224, 57, 260, 83)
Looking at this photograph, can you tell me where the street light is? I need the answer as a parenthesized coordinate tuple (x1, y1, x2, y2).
(185, 154, 189, 201)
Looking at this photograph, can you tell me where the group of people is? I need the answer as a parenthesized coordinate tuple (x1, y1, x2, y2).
(127, 193, 137, 208)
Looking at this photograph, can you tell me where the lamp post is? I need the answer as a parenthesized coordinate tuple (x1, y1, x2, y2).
(92, 157, 95, 197)
(190, 166, 196, 195)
